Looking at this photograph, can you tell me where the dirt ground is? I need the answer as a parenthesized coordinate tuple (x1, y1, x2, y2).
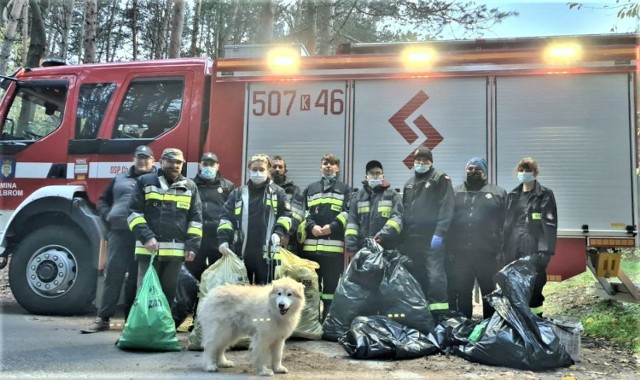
(1, 268, 639, 379)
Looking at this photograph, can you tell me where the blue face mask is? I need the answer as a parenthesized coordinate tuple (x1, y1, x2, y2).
(517, 171, 535, 184)
(415, 164, 431, 174)
(200, 166, 217, 180)
(323, 174, 336, 180)
(367, 179, 382, 188)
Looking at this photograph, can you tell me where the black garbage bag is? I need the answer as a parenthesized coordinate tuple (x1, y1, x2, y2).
(453, 256, 573, 371)
(427, 311, 479, 353)
(171, 265, 199, 327)
(379, 251, 435, 335)
(322, 239, 386, 341)
(339, 315, 439, 359)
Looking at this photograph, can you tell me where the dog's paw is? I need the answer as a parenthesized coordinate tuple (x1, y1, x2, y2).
(219, 359, 235, 368)
(273, 365, 288, 374)
(257, 367, 274, 376)
(204, 364, 218, 372)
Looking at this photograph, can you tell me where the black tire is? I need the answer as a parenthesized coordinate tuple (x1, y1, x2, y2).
(9, 226, 97, 315)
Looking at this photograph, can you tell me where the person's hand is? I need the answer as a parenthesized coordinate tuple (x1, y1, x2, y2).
(280, 234, 290, 247)
(430, 235, 443, 250)
(312, 225, 324, 237)
(321, 224, 332, 235)
(185, 250, 196, 262)
(218, 242, 233, 256)
(144, 237, 159, 253)
(271, 233, 281, 247)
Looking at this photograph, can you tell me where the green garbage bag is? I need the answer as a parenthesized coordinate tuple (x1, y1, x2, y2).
(187, 252, 249, 351)
(116, 255, 181, 351)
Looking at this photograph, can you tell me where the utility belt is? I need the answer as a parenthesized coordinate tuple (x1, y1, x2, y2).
(135, 241, 185, 260)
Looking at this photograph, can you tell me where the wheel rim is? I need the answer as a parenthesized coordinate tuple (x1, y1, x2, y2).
(25, 244, 78, 298)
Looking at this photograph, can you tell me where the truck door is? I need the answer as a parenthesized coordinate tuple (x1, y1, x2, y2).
(495, 73, 636, 237)
(245, 81, 348, 188)
(352, 78, 489, 188)
(0, 76, 73, 226)
(77, 70, 195, 203)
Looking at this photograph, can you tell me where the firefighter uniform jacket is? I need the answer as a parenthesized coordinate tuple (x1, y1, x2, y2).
(503, 180, 558, 263)
(217, 181, 292, 259)
(448, 181, 507, 254)
(127, 169, 203, 260)
(345, 180, 403, 252)
(193, 172, 234, 237)
(402, 168, 454, 239)
(300, 178, 350, 254)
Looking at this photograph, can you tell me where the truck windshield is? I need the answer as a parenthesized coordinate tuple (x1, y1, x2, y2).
(0, 80, 67, 141)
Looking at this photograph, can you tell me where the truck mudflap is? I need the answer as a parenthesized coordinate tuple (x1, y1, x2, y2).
(5, 187, 106, 315)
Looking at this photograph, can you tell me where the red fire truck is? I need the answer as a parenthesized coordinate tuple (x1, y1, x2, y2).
(0, 34, 637, 315)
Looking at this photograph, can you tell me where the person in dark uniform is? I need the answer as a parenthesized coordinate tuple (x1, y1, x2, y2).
(128, 148, 203, 308)
(503, 157, 557, 317)
(300, 153, 350, 318)
(270, 155, 302, 253)
(446, 157, 506, 319)
(82, 145, 156, 333)
(217, 154, 292, 284)
(345, 160, 403, 255)
(400, 147, 454, 319)
(186, 152, 234, 282)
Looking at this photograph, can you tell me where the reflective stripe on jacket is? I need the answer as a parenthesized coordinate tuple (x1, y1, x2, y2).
(127, 169, 203, 260)
(345, 180, 403, 252)
(302, 178, 350, 254)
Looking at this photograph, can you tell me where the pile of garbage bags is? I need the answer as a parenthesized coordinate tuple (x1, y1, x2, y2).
(328, 240, 573, 371)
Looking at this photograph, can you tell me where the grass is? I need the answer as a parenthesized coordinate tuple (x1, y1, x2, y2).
(544, 253, 640, 353)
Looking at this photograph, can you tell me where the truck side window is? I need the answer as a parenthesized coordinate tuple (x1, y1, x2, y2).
(0, 80, 68, 141)
(76, 83, 116, 139)
(113, 77, 184, 139)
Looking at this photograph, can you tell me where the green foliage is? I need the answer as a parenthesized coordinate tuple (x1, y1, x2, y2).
(545, 256, 640, 352)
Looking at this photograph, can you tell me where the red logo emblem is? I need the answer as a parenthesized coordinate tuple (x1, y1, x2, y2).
(388, 91, 443, 168)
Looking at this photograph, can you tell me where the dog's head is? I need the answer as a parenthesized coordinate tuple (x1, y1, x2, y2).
(270, 277, 305, 317)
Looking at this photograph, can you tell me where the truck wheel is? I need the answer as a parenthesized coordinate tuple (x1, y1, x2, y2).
(9, 226, 96, 315)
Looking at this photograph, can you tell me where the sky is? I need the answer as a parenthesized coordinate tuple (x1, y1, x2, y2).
(447, 0, 639, 39)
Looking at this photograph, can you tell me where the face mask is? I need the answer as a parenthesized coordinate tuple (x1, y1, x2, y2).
(466, 172, 484, 186)
(414, 164, 431, 174)
(367, 179, 382, 188)
(249, 171, 268, 184)
(272, 172, 285, 184)
(323, 174, 336, 180)
(200, 166, 217, 180)
(517, 171, 535, 184)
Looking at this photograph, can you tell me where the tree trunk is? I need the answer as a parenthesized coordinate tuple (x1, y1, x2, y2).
(317, 0, 333, 55)
(26, 0, 48, 68)
(60, 0, 73, 59)
(158, 0, 172, 59)
(256, 0, 274, 44)
(168, 0, 184, 58)
(83, 0, 97, 63)
(0, 0, 27, 74)
(130, 0, 137, 60)
(303, 0, 317, 55)
(189, 0, 200, 57)
(21, 0, 28, 64)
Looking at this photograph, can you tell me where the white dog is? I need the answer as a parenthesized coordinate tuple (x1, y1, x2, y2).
(198, 277, 306, 376)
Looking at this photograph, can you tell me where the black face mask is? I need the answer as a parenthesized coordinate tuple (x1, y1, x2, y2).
(466, 172, 485, 188)
(272, 172, 285, 184)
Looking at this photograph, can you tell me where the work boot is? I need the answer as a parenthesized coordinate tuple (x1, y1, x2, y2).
(81, 317, 110, 334)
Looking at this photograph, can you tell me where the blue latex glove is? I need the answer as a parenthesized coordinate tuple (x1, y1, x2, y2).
(431, 235, 443, 249)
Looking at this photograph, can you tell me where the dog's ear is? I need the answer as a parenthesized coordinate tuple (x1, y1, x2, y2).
(294, 282, 305, 299)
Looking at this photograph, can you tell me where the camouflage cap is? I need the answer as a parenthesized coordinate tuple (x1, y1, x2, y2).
(161, 148, 184, 162)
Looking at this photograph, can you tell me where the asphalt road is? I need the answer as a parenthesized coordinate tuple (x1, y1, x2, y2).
(0, 299, 252, 379)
